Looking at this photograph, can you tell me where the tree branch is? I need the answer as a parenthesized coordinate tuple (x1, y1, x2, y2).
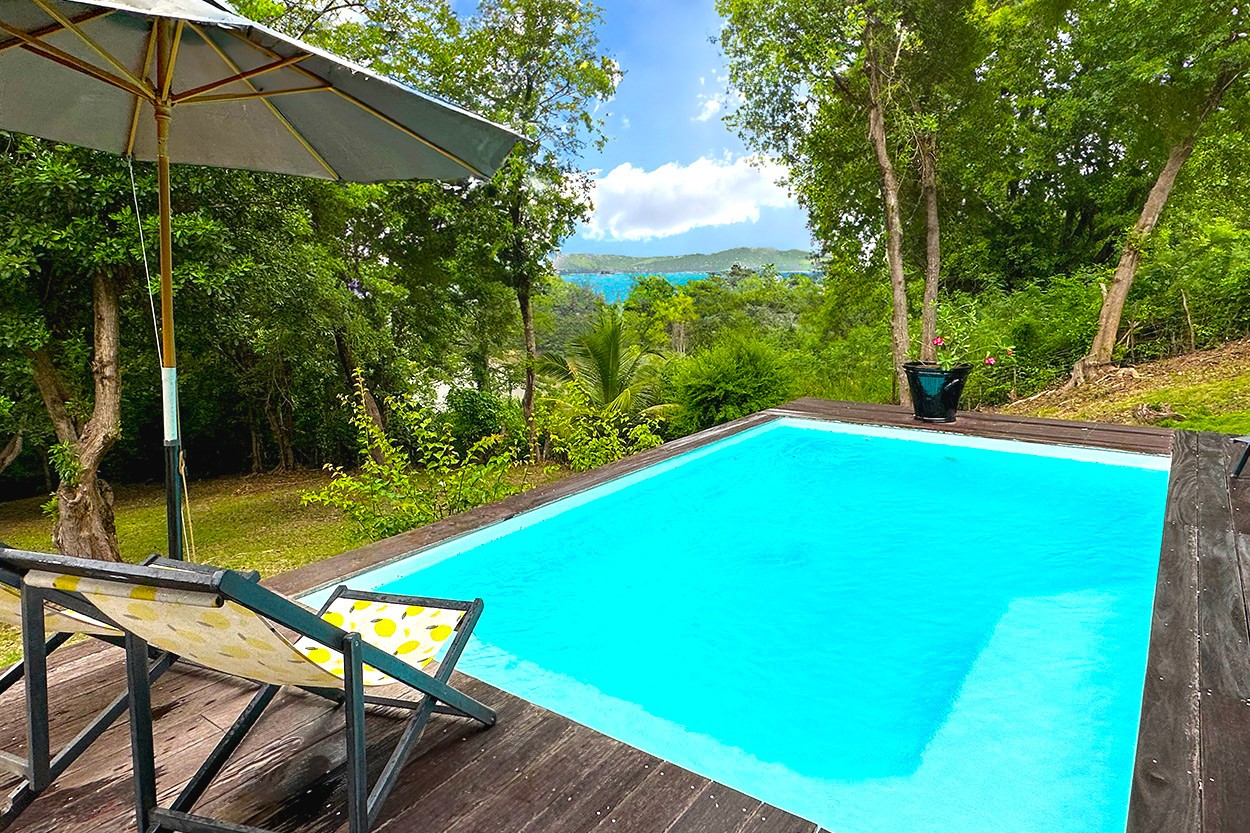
(28, 347, 79, 447)
(0, 431, 22, 477)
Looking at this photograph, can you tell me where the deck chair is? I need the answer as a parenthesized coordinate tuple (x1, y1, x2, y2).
(0, 548, 174, 828)
(10, 552, 494, 833)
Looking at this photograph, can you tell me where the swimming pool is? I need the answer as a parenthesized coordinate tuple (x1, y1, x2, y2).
(307, 417, 1171, 833)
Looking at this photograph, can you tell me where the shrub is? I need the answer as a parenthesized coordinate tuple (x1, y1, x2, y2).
(442, 387, 528, 456)
(539, 394, 663, 472)
(303, 374, 528, 543)
(671, 337, 794, 432)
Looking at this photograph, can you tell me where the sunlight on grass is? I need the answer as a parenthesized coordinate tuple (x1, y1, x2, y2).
(0, 464, 570, 665)
(0, 471, 353, 664)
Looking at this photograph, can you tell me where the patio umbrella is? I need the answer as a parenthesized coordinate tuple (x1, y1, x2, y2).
(0, 0, 522, 559)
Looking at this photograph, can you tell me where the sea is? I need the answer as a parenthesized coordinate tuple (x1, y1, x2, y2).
(560, 271, 710, 304)
(561, 270, 819, 304)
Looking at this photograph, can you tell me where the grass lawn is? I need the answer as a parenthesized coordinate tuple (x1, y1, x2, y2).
(999, 338, 1250, 435)
(0, 464, 565, 664)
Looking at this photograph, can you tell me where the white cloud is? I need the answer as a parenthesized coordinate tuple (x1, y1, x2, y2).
(583, 156, 794, 242)
(693, 96, 722, 122)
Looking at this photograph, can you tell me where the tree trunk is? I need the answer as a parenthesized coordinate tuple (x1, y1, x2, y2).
(333, 328, 386, 465)
(517, 281, 538, 457)
(0, 432, 21, 478)
(264, 390, 296, 471)
(866, 27, 912, 406)
(918, 133, 941, 362)
(1072, 70, 1238, 384)
(52, 474, 118, 560)
(29, 271, 123, 561)
(248, 418, 264, 474)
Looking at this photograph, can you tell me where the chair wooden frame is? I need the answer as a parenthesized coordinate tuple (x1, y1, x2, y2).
(0, 548, 495, 833)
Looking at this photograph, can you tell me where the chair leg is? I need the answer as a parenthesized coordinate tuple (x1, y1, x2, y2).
(49, 651, 174, 783)
(19, 588, 50, 793)
(342, 633, 368, 833)
(169, 683, 279, 815)
(366, 699, 436, 828)
(125, 633, 158, 833)
(1235, 445, 1250, 478)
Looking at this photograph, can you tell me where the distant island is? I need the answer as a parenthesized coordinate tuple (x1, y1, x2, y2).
(554, 247, 815, 275)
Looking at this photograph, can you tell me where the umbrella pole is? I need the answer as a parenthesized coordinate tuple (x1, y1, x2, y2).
(155, 87, 184, 560)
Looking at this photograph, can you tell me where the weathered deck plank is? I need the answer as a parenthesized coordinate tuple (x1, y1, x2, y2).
(4, 399, 1236, 833)
(1127, 431, 1202, 833)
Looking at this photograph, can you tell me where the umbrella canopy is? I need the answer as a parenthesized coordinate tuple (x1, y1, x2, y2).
(0, 0, 520, 179)
(0, 0, 523, 559)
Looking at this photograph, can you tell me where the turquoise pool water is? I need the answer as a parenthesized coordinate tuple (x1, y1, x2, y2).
(310, 418, 1170, 833)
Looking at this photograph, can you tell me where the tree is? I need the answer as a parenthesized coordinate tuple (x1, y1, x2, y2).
(1052, 0, 1250, 381)
(720, 0, 976, 404)
(0, 139, 140, 559)
(545, 307, 668, 418)
(286, 0, 619, 450)
(718, 0, 909, 402)
(465, 0, 618, 450)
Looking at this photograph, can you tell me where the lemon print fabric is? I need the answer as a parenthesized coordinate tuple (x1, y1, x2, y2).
(22, 571, 465, 690)
(291, 596, 465, 686)
(0, 583, 121, 637)
(24, 571, 341, 687)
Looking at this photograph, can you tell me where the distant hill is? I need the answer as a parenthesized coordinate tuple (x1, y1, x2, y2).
(554, 247, 815, 274)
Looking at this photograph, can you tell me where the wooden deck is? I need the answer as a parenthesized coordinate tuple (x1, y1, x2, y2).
(0, 399, 1242, 833)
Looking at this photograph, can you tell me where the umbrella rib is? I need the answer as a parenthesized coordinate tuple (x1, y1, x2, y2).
(179, 86, 329, 104)
(220, 28, 489, 179)
(160, 20, 184, 99)
(0, 8, 113, 54)
(29, 0, 154, 95)
(0, 20, 150, 100)
(172, 53, 313, 103)
(125, 25, 159, 156)
(186, 22, 340, 180)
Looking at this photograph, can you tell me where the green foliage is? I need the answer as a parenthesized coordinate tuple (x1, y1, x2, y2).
(303, 376, 526, 543)
(545, 307, 672, 418)
(442, 388, 526, 456)
(540, 394, 663, 473)
(670, 336, 795, 433)
(47, 442, 81, 488)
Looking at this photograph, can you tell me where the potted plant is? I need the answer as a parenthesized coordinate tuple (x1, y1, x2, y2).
(904, 336, 1012, 423)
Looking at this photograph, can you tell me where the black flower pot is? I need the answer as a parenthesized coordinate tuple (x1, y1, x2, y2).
(903, 362, 972, 423)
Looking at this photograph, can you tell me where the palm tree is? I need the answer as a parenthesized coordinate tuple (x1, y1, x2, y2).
(545, 308, 672, 418)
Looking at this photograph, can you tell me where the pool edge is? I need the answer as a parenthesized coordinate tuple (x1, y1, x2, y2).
(265, 399, 1226, 833)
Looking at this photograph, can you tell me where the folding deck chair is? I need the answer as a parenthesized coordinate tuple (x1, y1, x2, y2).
(4, 550, 495, 833)
(0, 548, 173, 828)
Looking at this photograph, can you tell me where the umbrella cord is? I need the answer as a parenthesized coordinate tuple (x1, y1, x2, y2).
(127, 159, 197, 562)
(126, 160, 161, 357)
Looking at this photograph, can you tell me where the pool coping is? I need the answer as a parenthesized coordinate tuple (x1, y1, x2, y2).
(265, 398, 1241, 833)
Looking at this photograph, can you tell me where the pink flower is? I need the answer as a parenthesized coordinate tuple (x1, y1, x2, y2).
(984, 356, 996, 365)
(932, 337, 945, 346)
(1006, 348, 1014, 356)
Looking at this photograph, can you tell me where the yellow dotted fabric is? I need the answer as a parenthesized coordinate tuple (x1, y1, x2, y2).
(292, 597, 464, 686)
(0, 583, 121, 637)
(22, 572, 463, 690)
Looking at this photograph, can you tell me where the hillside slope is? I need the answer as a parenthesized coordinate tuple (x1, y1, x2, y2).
(554, 247, 814, 274)
(998, 339, 1250, 435)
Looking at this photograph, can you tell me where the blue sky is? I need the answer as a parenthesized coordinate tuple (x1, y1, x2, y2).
(559, 0, 813, 257)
